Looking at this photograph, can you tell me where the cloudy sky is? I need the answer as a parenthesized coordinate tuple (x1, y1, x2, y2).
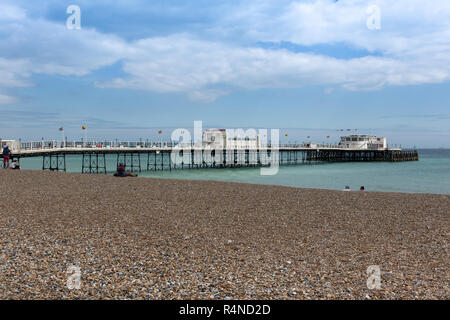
(0, 0, 449, 147)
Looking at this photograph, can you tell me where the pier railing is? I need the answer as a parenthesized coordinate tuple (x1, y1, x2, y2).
(15, 140, 409, 152)
(16, 140, 352, 151)
(19, 140, 174, 150)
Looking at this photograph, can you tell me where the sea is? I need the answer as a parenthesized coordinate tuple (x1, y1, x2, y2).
(16, 149, 450, 195)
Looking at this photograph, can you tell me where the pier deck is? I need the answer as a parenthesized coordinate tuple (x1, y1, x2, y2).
(5, 144, 419, 173)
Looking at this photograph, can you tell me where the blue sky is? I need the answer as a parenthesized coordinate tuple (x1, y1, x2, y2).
(0, 0, 450, 147)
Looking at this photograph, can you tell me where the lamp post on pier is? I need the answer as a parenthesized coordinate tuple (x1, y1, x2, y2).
(59, 127, 65, 148)
(82, 125, 87, 147)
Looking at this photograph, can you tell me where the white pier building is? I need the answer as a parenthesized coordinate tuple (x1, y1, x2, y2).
(338, 135, 387, 150)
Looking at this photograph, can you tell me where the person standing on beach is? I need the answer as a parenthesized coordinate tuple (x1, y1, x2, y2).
(2, 144, 11, 169)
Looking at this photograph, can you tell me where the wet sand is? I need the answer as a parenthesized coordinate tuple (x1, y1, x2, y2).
(0, 170, 448, 299)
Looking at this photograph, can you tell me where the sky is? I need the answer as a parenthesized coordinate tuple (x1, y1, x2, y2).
(0, 0, 449, 147)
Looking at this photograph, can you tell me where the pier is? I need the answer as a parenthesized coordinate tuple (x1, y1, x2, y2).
(3, 140, 419, 174)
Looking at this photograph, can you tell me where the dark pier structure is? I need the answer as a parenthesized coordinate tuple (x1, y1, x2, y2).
(11, 147, 419, 174)
(304, 149, 419, 162)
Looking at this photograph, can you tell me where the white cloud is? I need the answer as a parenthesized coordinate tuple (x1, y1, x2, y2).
(0, 93, 17, 104)
(215, 0, 450, 55)
(188, 90, 229, 103)
(0, 58, 32, 88)
(96, 34, 450, 98)
(0, 4, 26, 21)
(0, 20, 128, 77)
(1, 0, 450, 103)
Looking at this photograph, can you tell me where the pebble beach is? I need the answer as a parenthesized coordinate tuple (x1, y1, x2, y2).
(0, 170, 448, 300)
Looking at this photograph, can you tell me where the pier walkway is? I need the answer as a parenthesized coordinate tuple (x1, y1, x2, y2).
(3, 140, 419, 173)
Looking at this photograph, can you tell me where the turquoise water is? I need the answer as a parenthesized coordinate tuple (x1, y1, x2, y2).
(17, 149, 450, 195)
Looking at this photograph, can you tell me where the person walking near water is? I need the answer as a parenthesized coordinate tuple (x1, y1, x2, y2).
(2, 144, 11, 168)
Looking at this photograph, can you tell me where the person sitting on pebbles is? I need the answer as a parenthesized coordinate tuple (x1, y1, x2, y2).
(114, 163, 137, 177)
(10, 160, 20, 170)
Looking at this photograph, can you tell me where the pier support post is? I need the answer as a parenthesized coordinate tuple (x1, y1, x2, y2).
(42, 153, 66, 172)
(82, 152, 106, 174)
(117, 153, 141, 173)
